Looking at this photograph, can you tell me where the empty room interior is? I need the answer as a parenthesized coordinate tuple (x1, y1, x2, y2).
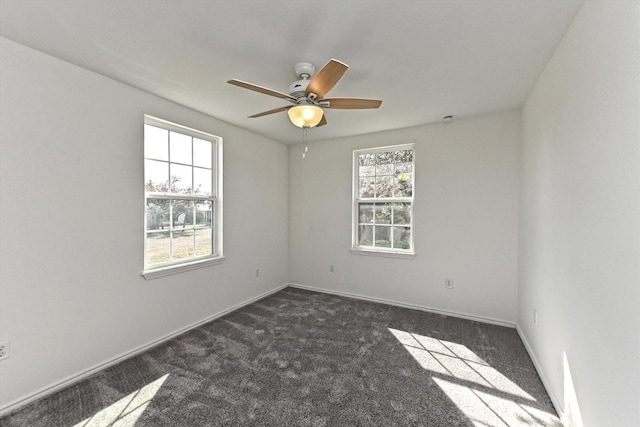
(0, 1, 638, 426)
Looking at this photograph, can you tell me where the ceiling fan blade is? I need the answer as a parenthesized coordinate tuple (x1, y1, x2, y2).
(248, 106, 290, 118)
(305, 59, 348, 99)
(317, 115, 327, 127)
(321, 98, 382, 109)
(228, 79, 296, 102)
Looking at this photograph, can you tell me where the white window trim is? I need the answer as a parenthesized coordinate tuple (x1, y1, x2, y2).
(349, 248, 416, 260)
(141, 256, 226, 280)
(352, 143, 415, 257)
(142, 115, 224, 279)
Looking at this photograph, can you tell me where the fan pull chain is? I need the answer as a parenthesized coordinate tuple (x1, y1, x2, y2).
(302, 126, 309, 159)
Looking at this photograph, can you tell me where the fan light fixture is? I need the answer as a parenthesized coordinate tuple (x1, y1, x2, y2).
(288, 104, 323, 128)
(227, 59, 382, 129)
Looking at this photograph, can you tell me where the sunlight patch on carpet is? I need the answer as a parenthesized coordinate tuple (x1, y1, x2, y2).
(389, 328, 560, 426)
(73, 374, 168, 427)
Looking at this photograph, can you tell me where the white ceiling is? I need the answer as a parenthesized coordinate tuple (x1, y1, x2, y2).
(0, 0, 583, 145)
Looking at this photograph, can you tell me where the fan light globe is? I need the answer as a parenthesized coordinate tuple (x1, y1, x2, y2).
(288, 105, 323, 128)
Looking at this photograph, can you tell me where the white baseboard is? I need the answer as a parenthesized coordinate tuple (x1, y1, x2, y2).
(287, 283, 517, 328)
(0, 284, 289, 418)
(515, 325, 564, 423)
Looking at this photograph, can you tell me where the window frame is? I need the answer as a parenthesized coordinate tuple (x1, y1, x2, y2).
(142, 115, 224, 279)
(351, 143, 416, 259)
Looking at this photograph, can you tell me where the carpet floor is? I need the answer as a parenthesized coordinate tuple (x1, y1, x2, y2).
(0, 287, 560, 426)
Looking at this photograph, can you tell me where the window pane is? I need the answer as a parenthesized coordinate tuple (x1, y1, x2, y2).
(393, 203, 411, 225)
(193, 138, 212, 168)
(394, 149, 413, 164)
(376, 163, 394, 176)
(375, 176, 394, 198)
(170, 131, 192, 165)
(374, 203, 392, 224)
(376, 151, 394, 166)
(375, 226, 391, 247)
(359, 225, 373, 247)
(195, 201, 212, 227)
(394, 174, 413, 197)
(172, 230, 194, 260)
(359, 203, 374, 224)
(359, 153, 375, 168)
(359, 177, 375, 198)
(146, 198, 170, 230)
(393, 226, 411, 249)
(194, 167, 212, 196)
(395, 162, 412, 174)
(358, 165, 376, 177)
(359, 165, 375, 177)
(145, 160, 168, 192)
(144, 125, 168, 161)
(170, 164, 192, 194)
(172, 200, 193, 229)
(195, 228, 213, 256)
(146, 231, 170, 265)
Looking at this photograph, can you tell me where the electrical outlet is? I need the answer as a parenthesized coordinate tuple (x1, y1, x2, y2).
(330, 265, 334, 273)
(445, 278, 454, 289)
(255, 268, 260, 277)
(0, 342, 9, 361)
(533, 309, 538, 325)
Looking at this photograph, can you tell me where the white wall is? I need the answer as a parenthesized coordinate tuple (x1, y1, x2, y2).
(519, 1, 640, 426)
(0, 37, 289, 411)
(289, 111, 521, 324)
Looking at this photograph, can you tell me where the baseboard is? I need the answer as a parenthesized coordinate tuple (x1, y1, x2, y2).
(287, 283, 517, 329)
(515, 325, 564, 424)
(0, 283, 289, 418)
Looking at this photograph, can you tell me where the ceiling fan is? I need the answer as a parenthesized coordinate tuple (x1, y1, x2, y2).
(227, 59, 382, 128)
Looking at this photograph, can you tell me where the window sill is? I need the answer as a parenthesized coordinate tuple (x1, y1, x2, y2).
(349, 248, 416, 260)
(141, 256, 225, 280)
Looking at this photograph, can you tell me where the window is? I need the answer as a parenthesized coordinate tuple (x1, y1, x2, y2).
(352, 144, 414, 257)
(143, 116, 223, 278)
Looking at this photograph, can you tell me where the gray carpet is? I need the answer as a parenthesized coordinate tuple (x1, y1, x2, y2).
(0, 287, 560, 426)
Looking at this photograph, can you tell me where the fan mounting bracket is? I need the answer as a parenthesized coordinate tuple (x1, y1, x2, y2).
(294, 62, 315, 79)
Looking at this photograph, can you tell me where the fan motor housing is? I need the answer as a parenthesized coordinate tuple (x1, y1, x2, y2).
(288, 79, 310, 98)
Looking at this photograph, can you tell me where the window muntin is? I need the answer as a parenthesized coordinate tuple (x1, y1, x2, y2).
(353, 145, 414, 253)
(144, 116, 222, 272)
